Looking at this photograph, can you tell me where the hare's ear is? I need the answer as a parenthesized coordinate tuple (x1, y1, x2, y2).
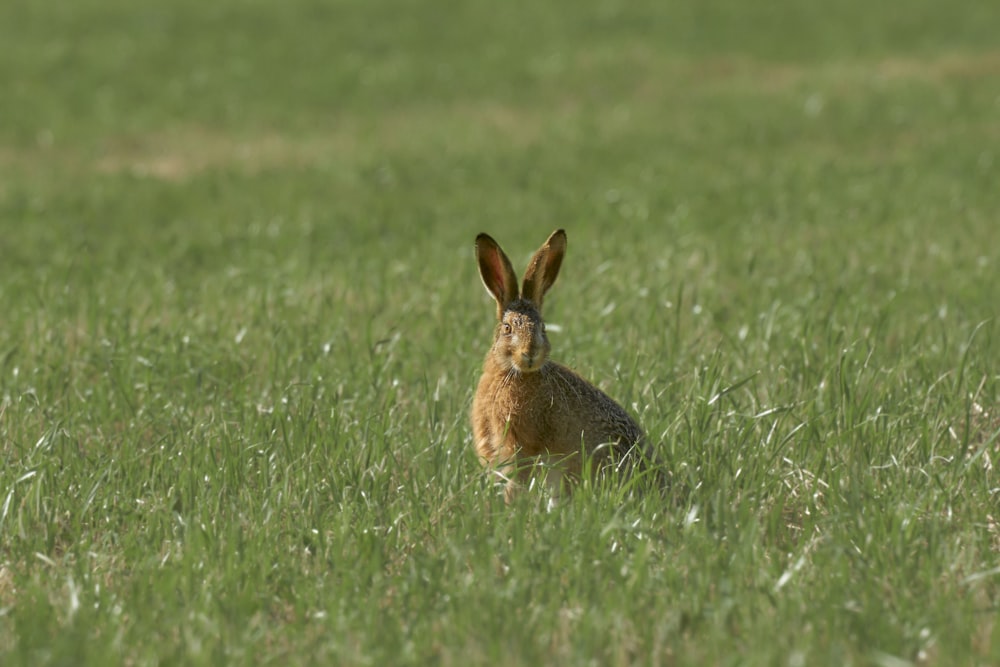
(521, 229, 566, 310)
(476, 233, 520, 318)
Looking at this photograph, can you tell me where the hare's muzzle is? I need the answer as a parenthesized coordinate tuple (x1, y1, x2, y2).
(514, 324, 549, 372)
(518, 351, 543, 372)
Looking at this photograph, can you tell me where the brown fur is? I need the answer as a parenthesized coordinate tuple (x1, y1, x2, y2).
(471, 230, 649, 501)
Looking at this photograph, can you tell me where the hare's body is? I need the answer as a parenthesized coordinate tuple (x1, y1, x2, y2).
(473, 357, 644, 485)
(471, 230, 651, 500)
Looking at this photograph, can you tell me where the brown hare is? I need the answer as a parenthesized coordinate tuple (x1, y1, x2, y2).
(471, 229, 653, 501)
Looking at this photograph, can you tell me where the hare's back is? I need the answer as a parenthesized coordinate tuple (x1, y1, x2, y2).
(545, 362, 643, 450)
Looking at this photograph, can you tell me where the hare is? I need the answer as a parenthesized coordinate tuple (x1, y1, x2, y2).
(471, 229, 652, 501)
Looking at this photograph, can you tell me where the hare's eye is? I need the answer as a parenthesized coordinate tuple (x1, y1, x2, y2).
(502, 322, 512, 335)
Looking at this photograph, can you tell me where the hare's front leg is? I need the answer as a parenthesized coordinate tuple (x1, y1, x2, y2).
(504, 451, 577, 504)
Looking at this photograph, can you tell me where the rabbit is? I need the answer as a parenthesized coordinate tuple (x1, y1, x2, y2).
(471, 229, 654, 501)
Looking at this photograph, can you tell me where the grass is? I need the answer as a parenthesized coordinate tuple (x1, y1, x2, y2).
(2, 0, 1000, 664)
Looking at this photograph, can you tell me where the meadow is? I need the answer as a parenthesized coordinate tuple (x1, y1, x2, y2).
(2, 0, 999, 664)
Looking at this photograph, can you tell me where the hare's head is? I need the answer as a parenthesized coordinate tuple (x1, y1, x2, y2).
(476, 230, 566, 373)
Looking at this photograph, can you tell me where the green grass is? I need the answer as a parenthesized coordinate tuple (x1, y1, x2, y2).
(2, 0, 1000, 664)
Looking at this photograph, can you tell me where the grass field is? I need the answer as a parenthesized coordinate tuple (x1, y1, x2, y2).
(2, 0, 1000, 664)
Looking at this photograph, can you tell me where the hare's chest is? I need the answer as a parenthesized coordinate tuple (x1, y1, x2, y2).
(504, 387, 567, 454)
(480, 370, 567, 453)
